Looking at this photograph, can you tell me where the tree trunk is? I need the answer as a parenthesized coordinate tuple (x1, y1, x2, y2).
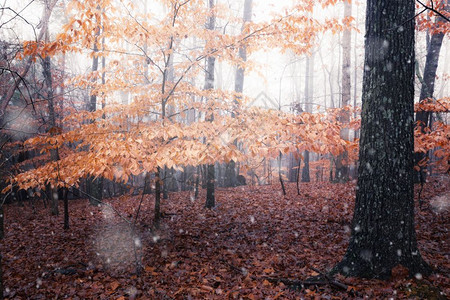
(335, 0, 351, 182)
(204, 0, 216, 209)
(0, 253, 3, 300)
(154, 168, 161, 229)
(301, 51, 313, 182)
(414, 2, 448, 183)
(87, 21, 103, 206)
(63, 188, 69, 230)
(278, 152, 286, 195)
(225, 0, 252, 188)
(0, 199, 4, 240)
(332, 0, 431, 279)
(0, 0, 57, 125)
(42, 27, 60, 216)
(301, 150, 310, 182)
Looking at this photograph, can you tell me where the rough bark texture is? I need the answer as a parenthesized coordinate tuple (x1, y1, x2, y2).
(332, 0, 431, 279)
(335, 0, 351, 182)
(205, 0, 216, 209)
(413, 2, 448, 183)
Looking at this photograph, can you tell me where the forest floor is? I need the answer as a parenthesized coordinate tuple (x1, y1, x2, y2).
(1, 176, 449, 299)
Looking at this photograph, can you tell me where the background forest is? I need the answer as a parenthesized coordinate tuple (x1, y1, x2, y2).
(0, 0, 449, 299)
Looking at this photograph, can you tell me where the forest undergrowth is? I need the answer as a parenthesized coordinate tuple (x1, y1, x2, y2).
(1, 177, 449, 299)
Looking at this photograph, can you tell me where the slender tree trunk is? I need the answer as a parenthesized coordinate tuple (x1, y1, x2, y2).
(0, 253, 2, 300)
(204, 0, 216, 209)
(301, 52, 313, 182)
(87, 20, 103, 206)
(42, 27, 60, 216)
(296, 157, 302, 195)
(301, 150, 310, 182)
(0, 0, 57, 125)
(225, 0, 252, 188)
(414, 2, 448, 183)
(63, 188, 69, 230)
(332, 0, 431, 279)
(278, 152, 286, 195)
(194, 166, 200, 199)
(154, 168, 161, 229)
(335, 0, 351, 182)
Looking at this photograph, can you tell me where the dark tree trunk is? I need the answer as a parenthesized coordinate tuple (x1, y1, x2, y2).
(0, 203, 3, 240)
(204, 0, 216, 208)
(414, 2, 448, 183)
(194, 166, 200, 199)
(42, 29, 60, 216)
(288, 152, 300, 182)
(332, 0, 431, 279)
(63, 188, 69, 230)
(278, 152, 286, 195)
(163, 166, 169, 200)
(154, 168, 161, 229)
(0, 253, 2, 300)
(87, 23, 103, 206)
(301, 150, 310, 182)
(205, 164, 215, 208)
(296, 157, 301, 195)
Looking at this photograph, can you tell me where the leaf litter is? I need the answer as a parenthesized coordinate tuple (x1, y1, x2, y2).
(1, 177, 448, 299)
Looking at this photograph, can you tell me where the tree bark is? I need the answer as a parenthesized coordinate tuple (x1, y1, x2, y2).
(414, 2, 448, 183)
(332, 0, 431, 279)
(42, 27, 60, 216)
(87, 17, 103, 206)
(63, 188, 69, 230)
(154, 168, 161, 229)
(204, 0, 216, 209)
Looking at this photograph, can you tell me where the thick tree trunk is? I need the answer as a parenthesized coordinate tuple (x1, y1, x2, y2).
(414, 2, 448, 183)
(335, 0, 351, 182)
(332, 0, 431, 279)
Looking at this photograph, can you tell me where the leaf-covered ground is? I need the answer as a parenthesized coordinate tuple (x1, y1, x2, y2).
(1, 176, 449, 299)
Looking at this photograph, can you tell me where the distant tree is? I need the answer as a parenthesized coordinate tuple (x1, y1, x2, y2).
(414, 1, 449, 183)
(335, 0, 351, 182)
(86, 9, 103, 206)
(332, 0, 432, 278)
(224, 0, 252, 188)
